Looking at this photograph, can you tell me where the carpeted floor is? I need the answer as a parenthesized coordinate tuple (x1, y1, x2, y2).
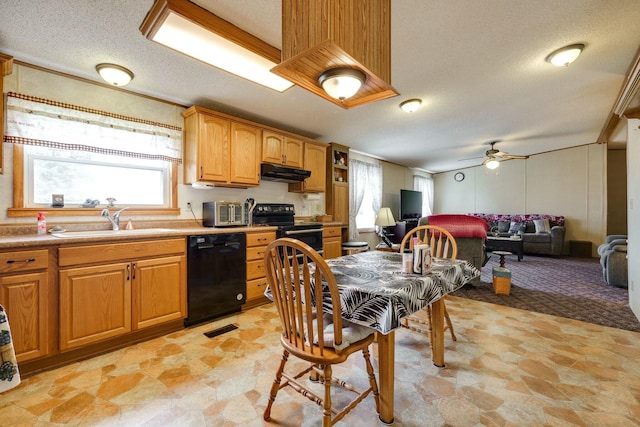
(452, 253, 640, 332)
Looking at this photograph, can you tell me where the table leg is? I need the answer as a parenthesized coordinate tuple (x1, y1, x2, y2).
(376, 331, 395, 424)
(430, 298, 445, 367)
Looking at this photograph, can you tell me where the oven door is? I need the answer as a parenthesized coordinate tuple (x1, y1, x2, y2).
(279, 227, 324, 254)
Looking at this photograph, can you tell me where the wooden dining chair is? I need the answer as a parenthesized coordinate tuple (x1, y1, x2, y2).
(263, 237, 380, 427)
(399, 225, 459, 342)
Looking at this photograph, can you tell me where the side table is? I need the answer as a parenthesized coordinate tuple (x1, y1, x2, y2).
(486, 237, 524, 261)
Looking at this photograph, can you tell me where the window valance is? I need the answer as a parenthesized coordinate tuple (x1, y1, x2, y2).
(3, 92, 182, 163)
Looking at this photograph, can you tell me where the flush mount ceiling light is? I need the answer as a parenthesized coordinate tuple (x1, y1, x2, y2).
(96, 63, 134, 86)
(546, 43, 585, 67)
(140, 0, 293, 92)
(485, 157, 500, 170)
(318, 68, 366, 102)
(271, 0, 398, 108)
(400, 99, 422, 113)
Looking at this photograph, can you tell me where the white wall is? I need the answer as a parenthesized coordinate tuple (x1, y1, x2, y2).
(1, 64, 322, 225)
(627, 118, 640, 318)
(433, 144, 607, 256)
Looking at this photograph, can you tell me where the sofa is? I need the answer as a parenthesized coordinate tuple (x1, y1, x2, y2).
(598, 235, 628, 288)
(468, 213, 566, 256)
(420, 214, 489, 285)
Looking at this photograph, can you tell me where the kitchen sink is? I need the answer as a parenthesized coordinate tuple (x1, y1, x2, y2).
(51, 228, 178, 238)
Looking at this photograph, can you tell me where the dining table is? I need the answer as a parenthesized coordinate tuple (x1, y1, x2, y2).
(323, 250, 480, 424)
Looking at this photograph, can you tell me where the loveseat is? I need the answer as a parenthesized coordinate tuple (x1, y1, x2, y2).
(468, 213, 565, 256)
(420, 214, 489, 285)
(598, 235, 628, 288)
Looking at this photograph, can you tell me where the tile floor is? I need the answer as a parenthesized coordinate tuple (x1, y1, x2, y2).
(1, 296, 640, 426)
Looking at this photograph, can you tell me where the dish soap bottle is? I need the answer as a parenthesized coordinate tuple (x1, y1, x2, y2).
(37, 212, 47, 236)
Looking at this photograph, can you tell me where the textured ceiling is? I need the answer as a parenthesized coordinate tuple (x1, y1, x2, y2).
(2, 0, 639, 173)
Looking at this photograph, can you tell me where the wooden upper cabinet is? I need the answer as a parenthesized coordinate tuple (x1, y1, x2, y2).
(230, 122, 261, 186)
(198, 114, 230, 183)
(289, 142, 327, 193)
(262, 131, 303, 168)
(182, 106, 260, 188)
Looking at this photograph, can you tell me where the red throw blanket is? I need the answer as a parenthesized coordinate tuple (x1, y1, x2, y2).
(427, 214, 489, 239)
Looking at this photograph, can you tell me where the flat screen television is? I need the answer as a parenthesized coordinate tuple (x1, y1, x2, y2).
(400, 189, 423, 220)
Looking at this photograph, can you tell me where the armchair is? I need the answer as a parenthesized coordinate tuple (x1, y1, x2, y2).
(598, 235, 628, 288)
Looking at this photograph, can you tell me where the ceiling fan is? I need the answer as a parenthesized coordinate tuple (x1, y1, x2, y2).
(482, 140, 529, 169)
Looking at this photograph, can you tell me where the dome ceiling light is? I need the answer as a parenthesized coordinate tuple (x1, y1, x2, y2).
(96, 63, 134, 86)
(546, 43, 585, 67)
(400, 99, 422, 113)
(318, 68, 366, 102)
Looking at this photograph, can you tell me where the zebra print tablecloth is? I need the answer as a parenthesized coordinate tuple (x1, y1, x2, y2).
(324, 251, 480, 334)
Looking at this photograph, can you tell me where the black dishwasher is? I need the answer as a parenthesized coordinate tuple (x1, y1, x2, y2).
(185, 233, 247, 327)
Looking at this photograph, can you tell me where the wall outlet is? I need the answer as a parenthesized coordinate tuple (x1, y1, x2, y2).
(187, 202, 192, 210)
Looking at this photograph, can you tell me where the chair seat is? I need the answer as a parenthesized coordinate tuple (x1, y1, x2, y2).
(342, 241, 369, 255)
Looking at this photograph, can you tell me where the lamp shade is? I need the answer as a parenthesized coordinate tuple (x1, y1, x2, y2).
(485, 158, 500, 170)
(318, 68, 366, 101)
(375, 207, 396, 227)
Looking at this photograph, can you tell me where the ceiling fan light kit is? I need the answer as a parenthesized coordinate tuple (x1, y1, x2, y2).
(546, 43, 585, 67)
(96, 63, 134, 86)
(485, 158, 500, 169)
(400, 98, 422, 113)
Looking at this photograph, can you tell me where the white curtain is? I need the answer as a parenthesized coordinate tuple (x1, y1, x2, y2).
(4, 92, 182, 163)
(349, 159, 382, 240)
(413, 175, 434, 217)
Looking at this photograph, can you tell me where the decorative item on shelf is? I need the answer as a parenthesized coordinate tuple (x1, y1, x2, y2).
(375, 207, 396, 247)
(51, 194, 64, 207)
(81, 199, 100, 208)
(106, 197, 116, 208)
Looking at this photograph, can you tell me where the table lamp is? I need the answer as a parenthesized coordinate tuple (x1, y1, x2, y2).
(375, 207, 396, 247)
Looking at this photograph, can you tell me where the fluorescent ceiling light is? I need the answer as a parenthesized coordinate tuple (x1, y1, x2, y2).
(141, 1, 293, 92)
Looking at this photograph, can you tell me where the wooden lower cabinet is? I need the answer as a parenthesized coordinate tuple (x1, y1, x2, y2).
(59, 263, 131, 351)
(132, 256, 186, 330)
(323, 226, 343, 259)
(0, 249, 50, 363)
(245, 230, 276, 307)
(58, 239, 186, 351)
(0, 271, 49, 362)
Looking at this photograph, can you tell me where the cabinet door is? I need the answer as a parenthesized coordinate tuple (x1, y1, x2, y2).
(283, 137, 304, 168)
(132, 255, 186, 330)
(0, 272, 48, 362)
(262, 131, 285, 164)
(59, 263, 131, 351)
(303, 143, 327, 192)
(230, 122, 261, 185)
(334, 183, 350, 224)
(199, 114, 230, 183)
(323, 238, 342, 259)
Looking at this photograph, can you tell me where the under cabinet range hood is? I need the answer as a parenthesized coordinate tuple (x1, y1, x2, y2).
(260, 163, 311, 183)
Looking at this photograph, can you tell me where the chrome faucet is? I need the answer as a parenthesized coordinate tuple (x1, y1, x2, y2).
(101, 207, 129, 230)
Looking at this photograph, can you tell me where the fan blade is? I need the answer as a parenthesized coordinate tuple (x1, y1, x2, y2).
(501, 153, 529, 159)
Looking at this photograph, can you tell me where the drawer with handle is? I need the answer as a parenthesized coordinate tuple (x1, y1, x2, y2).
(0, 250, 49, 274)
